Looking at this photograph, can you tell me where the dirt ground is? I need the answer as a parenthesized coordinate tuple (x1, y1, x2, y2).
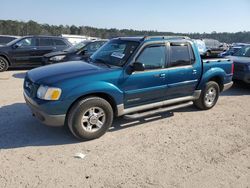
(0, 70, 249, 188)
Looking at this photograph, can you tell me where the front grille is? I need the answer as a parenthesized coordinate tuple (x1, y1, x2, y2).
(24, 77, 39, 98)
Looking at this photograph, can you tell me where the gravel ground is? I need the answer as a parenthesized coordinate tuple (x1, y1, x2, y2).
(0, 70, 250, 188)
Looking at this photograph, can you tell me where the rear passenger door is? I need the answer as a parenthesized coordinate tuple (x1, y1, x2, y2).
(166, 42, 201, 99)
(34, 37, 56, 65)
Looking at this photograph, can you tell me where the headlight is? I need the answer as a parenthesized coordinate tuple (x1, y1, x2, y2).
(49, 55, 66, 61)
(37, 85, 62, 100)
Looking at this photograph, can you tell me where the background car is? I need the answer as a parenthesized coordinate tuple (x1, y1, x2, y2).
(43, 39, 108, 64)
(202, 38, 225, 57)
(219, 46, 242, 57)
(0, 35, 72, 72)
(226, 45, 250, 83)
(193, 39, 208, 56)
(61, 34, 100, 45)
(0, 35, 19, 46)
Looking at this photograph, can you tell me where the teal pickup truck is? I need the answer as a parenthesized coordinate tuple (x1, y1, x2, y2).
(24, 36, 234, 140)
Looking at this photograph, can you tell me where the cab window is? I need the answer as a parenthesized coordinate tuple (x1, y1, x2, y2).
(169, 43, 194, 67)
(16, 38, 35, 47)
(136, 45, 166, 70)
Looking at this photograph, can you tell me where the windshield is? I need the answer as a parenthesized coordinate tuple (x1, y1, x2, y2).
(65, 41, 90, 52)
(90, 39, 139, 67)
(233, 46, 250, 57)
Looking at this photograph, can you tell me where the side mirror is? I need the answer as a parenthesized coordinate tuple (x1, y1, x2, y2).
(13, 43, 21, 49)
(132, 62, 145, 72)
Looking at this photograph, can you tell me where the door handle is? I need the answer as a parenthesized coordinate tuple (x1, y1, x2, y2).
(31, 47, 37, 50)
(192, 70, 197, 74)
(154, 73, 166, 78)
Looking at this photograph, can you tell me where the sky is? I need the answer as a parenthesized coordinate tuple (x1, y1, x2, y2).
(1, 0, 250, 33)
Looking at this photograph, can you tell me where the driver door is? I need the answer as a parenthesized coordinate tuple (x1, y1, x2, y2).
(10, 37, 38, 66)
(122, 43, 168, 108)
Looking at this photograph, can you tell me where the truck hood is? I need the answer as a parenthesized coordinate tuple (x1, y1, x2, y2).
(44, 50, 69, 58)
(27, 61, 108, 84)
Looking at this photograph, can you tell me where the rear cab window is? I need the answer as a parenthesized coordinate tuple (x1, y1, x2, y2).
(168, 42, 195, 68)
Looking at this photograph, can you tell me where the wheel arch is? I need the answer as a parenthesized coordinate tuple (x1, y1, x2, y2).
(65, 92, 119, 122)
(208, 76, 224, 92)
(198, 68, 225, 92)
(0, 54, 11, 66)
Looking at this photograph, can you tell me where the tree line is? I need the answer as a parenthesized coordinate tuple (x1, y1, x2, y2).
(0, 20, 250, 44)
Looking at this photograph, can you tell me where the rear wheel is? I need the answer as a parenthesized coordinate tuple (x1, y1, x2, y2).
(0, 57, 9, 72)
(67, 97, 113, 140)
(194, 81, 220, 110)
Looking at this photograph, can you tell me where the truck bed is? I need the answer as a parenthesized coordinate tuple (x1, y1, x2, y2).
(202, 58, 233, 76)
(202, 58, 231, 63)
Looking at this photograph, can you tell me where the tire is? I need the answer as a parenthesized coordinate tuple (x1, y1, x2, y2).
(67, 97, 113, 140)
(194, 81, 220, 110)
(0, 57, 9, 72)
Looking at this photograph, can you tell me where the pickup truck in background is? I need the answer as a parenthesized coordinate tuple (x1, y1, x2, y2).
(23, 36, 234, 140)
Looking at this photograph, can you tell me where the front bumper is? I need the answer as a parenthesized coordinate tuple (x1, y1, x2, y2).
(24, 91, 65, 127)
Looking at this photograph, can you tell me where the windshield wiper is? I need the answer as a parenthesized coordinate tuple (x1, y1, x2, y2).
(94, 58, 111, 68)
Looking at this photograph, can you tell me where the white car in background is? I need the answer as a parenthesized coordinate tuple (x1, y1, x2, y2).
(61, 34, 99, 45)
(193, 39, 207, 56)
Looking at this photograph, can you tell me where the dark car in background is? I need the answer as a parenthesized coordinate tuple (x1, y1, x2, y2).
(0, 35, 72, 72)
(219, 43, 249, 57)
(227, 45, 250, 83)
(0, 35, 19, 46)
(219, 46, 242, 57)
(43, 39, 107, 64)
(203, 39, 225, 57)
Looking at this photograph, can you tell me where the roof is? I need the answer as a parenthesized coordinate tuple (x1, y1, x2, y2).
(22, 35, 65, 38)
(0, 35, 20, 38)
(79, 39, 108, 44)
(113, 36, 191, 42)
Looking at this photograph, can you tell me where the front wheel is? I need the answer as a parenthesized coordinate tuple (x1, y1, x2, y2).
(67, 97, 113, 140)
(0, 57, 9, 72)
(194, 81, 220, 110)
